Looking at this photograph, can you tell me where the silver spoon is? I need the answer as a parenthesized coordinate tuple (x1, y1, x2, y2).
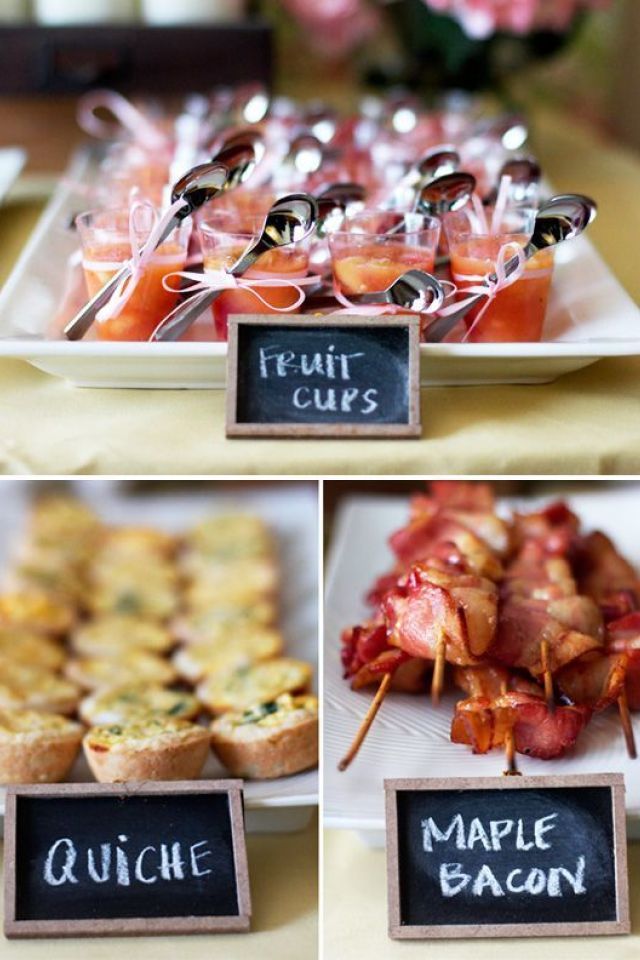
(149, 193, 319, 342)
(210, 132, 263, 189)
(347, 269, 444, 312)
(417, 172, 476, 216)
(385, 172, 476, 236)
(315, 182, 366, 237)
(63, 161, 230, 341)
(472, 112, 529, 151)
(417, 147, 460, 185)
(485, 156, 541, 205)
(423, 193, 596, 343)
(285, 134, 324, 177)
(386, 148, 461, 210)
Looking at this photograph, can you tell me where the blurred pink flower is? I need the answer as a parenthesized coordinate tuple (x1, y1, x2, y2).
(280, 0, 379, 57)
(421, 0, 614, 39)
(281, 0, 612, 56)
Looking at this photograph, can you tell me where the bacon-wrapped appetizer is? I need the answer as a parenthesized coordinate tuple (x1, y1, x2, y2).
(451, 691, 591, 760)
(339, 481, 640, 773)
(607, 613, 640, 710)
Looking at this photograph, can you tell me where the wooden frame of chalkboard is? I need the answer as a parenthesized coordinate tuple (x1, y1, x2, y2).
(4, 780, 251, 938)
(385, 774, 630, 940)
(225, 315, 421, 438)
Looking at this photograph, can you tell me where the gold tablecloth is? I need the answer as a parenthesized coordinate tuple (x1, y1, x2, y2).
(0, 107, 639, 475)
(324, 828, 639, 959)
(0, 815, 317, 959)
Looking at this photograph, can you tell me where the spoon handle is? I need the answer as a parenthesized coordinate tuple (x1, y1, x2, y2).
(424, 242, 538, 343)
(352, 290, 388, 305)
(150, 248, 261, 343)
(63, 264, 131, 341)
(62, 214, 183, 341)
(148, 288, 219, 342)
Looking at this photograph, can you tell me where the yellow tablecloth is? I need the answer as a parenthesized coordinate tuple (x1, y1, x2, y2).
(324, 829, 639, 959)
(0, 107, 639, 475)
(0, 815, 317, 959)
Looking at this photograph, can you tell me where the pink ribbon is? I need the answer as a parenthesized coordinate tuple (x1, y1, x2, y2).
(161, 269, 318, 313)
(78, 89, 169, 152)
(95, 197, 189, 325)
(433, 241, 526, 341)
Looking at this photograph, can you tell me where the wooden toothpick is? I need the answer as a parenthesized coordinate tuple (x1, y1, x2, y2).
(338, 672, 392, 772)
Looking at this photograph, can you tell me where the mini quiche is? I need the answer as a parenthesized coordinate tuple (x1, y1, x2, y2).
(99, 526, 178, 560)
(83, 717, 211, 782)
(173, 628, 284, 683)
(0, 629, 65, 672)
(183, 569, 279, 614)
(185, 513, 273, 561)
(79, 684, 200, 726)
(29, 495, 102, 550)
(70, 615, 175, 657)
(85, 575, 180, 621)
(0, 591, 75, 636)
(11, 549, 86, 605)
(0, 709, 83, 783)
(0, 671, 80, 715)
(174, 600, 277, 645)
(210, 694, 318, 779)
(197, 658, 312, 715)
(65, 650, 177, 691)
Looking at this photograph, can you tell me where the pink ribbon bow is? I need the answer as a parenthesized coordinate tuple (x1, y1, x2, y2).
(161, 269, 318, 313)
(95, 197, 189, 325)
(78, 89, 169, 152)
(434, 241, 526, 341)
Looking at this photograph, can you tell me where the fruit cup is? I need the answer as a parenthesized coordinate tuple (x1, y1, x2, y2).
(199, 212, 310, 340)
(76, 207, 191, 341)
(328, 211, 440, 299)
(444, 207, 553, 343)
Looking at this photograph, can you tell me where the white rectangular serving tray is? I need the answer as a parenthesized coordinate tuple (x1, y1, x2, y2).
(0, 150, 639, 388)
(0, 147, 26, 206)
(324, 485, 640, 845)
(0, 479, 319, 833)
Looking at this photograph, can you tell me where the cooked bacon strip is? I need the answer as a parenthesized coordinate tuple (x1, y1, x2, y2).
(574, 531, 640, 616)
(341, 621, 389, 679)
(512, 501, 580, 557)
(384, 564, 498, 665)
(453, 663, 509, 700)
(451, 692, 591, 759)
(389, 516, 504, 580)
(453, 664, 544, 701)
(556, 651, 628, 711)
(489, 595, 602, 677)
(503, 540, 576, 596)
(607, 612, 640, 709)
(351, 649, 429, 693)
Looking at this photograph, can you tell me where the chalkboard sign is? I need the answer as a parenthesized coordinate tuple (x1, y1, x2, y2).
(4, 781, 251, 938)
(226, 315, 421, 438)
(385, 774, 629, 939)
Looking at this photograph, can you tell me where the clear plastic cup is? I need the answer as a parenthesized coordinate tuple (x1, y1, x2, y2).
(444, 206, 553, 343)
(199, 212, 309, 340)
(76, 207, 191, 341)
(328, 210, 440, 298)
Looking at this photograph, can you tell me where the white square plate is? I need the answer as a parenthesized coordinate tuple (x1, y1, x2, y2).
(0, 479, 319, 832)
(0, 150, 639, 388)
(324, 485, 640, 843)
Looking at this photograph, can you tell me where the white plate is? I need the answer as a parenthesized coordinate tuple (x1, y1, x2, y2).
(324, 485, 640, 844)
(0, 479, 319, 832)
(0, 151, 639, 388)
(0, 147, 26, 205)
